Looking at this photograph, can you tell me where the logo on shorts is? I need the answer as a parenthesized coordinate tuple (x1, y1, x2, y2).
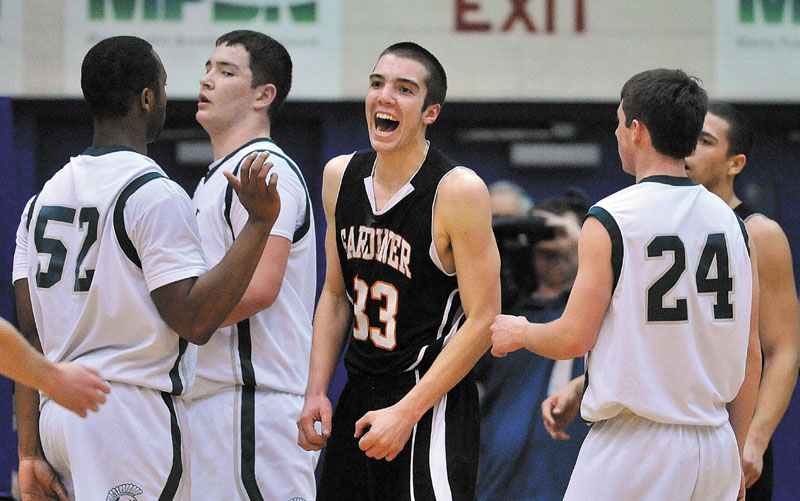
(288, 498, 307, 501)
(106, 483, 143, 501)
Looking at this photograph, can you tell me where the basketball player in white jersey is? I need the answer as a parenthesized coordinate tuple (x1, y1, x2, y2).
(187, 30, 317, 500)
(543, 103, 800, 501)
(13, 36, 279, 500)
(0, 316, 108, 417)
(491, 69, 761, 500)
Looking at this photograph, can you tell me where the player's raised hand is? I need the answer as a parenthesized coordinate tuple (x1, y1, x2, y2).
(224, 151, 280, 225)
(297, 393, 333, 451)
(490, 314, 528, 357)
(42, 362, 110, 417)
(18, 458, 68, 501)
(541, 377, 582, 441)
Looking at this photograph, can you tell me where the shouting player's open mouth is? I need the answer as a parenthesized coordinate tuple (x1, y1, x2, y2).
(375, 112, 399, 133)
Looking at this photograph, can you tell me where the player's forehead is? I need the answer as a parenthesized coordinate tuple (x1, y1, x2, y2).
(207, 43, 251, 71)
(703, 112, 731, 141)
(372, 53, 429, 85)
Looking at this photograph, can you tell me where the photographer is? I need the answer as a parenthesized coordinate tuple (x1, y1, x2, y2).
(476, 188, 592, 501)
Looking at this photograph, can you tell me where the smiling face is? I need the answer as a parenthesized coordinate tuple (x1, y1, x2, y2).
(684, 112, 734, 192)
(196, 43, 261, 133)
(365, 53, 440, 155)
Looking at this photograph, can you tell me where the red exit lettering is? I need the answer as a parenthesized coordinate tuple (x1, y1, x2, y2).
(455, 0, 585, 33)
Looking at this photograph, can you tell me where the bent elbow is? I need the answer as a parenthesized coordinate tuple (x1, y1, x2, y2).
(566, 338, 592, 359)
(172, 323, 215, 346)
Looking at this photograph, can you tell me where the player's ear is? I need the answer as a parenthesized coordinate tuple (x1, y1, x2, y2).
(728, 153, 746, 176)
(140, 87, 153, 111)
(422, 103, 441, 126)
(631, 119, 645, 145)
(254, 83, 277, 113)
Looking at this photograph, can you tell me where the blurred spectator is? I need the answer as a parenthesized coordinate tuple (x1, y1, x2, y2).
(476, 188, 592, 501)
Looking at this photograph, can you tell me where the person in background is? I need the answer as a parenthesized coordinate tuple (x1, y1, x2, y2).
(477, 189, 592, 501)
(686, 102, 800, 500)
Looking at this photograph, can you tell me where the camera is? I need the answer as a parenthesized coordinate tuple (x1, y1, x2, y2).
(492, 215, 555, 311)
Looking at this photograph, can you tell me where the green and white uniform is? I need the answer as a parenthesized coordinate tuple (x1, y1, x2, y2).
(187, 138, 317, 501)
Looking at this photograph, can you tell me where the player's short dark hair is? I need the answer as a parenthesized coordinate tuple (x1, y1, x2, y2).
(620, 69, 707, 159)
(216, 30, 292, 119)
(379, 42, 447, 110)
(707, 102, 754, 159)
(81, 36, 161, 119)
(535, 187, 593, 225)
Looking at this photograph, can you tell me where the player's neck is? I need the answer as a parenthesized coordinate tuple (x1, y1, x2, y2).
(634, 155, 687, 183)
(706, 181, 739, 208)
(208, 120, 271, 161)
(91, 118, 147, 155)
(373, 139, 429, 190)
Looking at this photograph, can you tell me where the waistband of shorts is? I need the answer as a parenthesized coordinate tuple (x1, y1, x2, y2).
(345, 369, 421, 390)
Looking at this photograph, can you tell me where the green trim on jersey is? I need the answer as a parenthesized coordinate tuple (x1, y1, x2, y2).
(24, 193, 40, 231)
(203, 138, 277, 182)
(82, 145, 138, 156)
(159, 392, 184, 500)
(586, 206, 624, 294)
(236, 319, 264, 500)
(223, 141, 313, 243)
(638, 175, 696, 187)
(737, 215, 751, 257)
(113, 172, 166, 268)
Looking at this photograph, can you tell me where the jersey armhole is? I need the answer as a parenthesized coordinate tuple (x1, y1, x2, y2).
(585, 206, 623, 294)
(113, 172, 167, 268)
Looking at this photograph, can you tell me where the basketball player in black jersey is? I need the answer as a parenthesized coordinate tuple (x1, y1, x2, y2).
(297, 42, 501, 500)
(685, 102, 800, 500)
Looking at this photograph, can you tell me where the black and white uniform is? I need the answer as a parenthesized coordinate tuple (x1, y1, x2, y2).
(187, 138, 317, 500)
(12, 146, 207, 500)
(318, 147, 479, 501)
(565, 176, 753, 500)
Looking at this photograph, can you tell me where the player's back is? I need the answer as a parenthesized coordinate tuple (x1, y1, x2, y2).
(15, 147, 207, 395)
(582, 176, 752, 426)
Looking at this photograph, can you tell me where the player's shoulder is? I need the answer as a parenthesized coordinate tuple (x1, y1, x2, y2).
(744, 213, 790, 253)
(438, 166, 487, 200)
(323, 153, 354, 184)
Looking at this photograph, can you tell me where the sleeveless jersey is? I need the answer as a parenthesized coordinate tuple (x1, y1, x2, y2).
(734, 202, 760, 222)
(12, 147, 208, 395)
(581, 175, 753, 426)
(335, 147, 465, 376)
(191, 138, 315, 398)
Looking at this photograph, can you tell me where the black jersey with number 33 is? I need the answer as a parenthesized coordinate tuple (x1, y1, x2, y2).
(335, 148, 465, 377)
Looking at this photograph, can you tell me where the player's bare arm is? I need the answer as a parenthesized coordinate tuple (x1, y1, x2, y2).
(151, 151, 280, 345)
(727, 242, 762, 461)
(491, 217, 612, 360)
(297, 154, 354, 451)
(220, 235, 291, 327)
(742, 216, 798, 486)
(542, 374, 584, 441)
(354, 168, 501, 461)
(0, 316, 109, 418)
(14, 280, 70, 501)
